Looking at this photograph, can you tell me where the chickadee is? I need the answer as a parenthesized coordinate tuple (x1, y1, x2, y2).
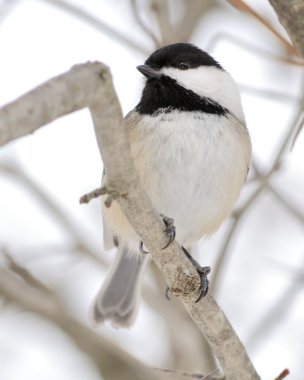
(91, 43, 251, 328)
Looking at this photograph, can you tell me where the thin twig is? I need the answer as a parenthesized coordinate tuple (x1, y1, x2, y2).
(153, 367, 223, 379)
(206, 33, 304, 67)
(290, 110, 304, 151)
(130, 0, 160, 47)
(1, 248, 50, 293)
(269, 106, 304, 173)
(275, 369, 290, 380)
(247, 274, 302, 348)
(80, 185, 128, 207)
(176, 0, 216, 43)
(269, 185, 304, 226)
(40, 0, 149, 55)
(211, 183, 266, 293)
(150, 0, 173, 45)
(79, 186, 108, 204)
(246, 254, 304, 349)
(0, 161, 105, 265)
(227, 0, 297, 55)
(239, 84, 301, 103)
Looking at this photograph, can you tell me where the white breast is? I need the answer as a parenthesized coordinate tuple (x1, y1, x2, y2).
(125, 111, 251, 247)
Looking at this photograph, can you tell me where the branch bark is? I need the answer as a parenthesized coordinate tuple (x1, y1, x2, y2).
(0, 62, 260, 379)
(269, 0, 304, 59)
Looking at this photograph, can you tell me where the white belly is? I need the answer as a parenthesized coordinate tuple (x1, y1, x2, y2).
(102, 111, 251, 249)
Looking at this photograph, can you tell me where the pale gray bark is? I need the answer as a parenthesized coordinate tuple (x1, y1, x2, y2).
(0, 62, 260, 379)
(269, 0, 304, 58)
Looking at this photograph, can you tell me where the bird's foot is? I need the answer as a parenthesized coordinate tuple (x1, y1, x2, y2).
(164, 247, 210, 302)
(182, 247, 211, 302)
(139, 214, 175, 255)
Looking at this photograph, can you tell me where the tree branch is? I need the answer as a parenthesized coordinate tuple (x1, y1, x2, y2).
(0, 160, 105, 265)
(227, 0, 297, 55)
(176, 0, 216, 43)
(0, 266, 157, 380)
(0, 62, 110, 146)
(40, 0, 149, 55)
(206, 32, 304, 67)
(269, 0, 304, 59)
(0, 62, 260, 379)
(130, 0, 160, 47)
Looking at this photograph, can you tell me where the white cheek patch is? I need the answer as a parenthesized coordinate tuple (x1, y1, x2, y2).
(160, 66, 245, 123)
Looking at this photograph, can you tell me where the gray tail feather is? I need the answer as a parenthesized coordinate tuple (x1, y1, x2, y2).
(90, 246, 149, 328)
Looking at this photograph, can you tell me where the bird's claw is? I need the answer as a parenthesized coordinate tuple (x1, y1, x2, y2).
(160, 214, 176, 249)
(181, 246, 210, 302)
(139, 214, 175, 254)
(165, 286, 171, 301)
(195, 266, 211, 302)
(139, 241, 149, 254)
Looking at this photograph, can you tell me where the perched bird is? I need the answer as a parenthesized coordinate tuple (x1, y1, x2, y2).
(91, 43, 251, 328)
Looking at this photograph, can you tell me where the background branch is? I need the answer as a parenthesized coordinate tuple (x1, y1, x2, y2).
(0, 264, 157, 380)
(269, 0, 304, 58)
(40, 0, 149, 55)
(227, 0, 297, 54)
(0, 160, 104, 265)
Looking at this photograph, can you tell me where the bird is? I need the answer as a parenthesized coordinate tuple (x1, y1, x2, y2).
(91, 43, 251, 328)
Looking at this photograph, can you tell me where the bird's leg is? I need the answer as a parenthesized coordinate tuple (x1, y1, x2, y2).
(182, 247, 211, 302)
(155, 215, 209, 302)
(165, 247, 210, 302)
(140, 214, 209, 302)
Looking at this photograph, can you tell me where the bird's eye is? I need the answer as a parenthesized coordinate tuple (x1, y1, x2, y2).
(178, 61, 190, 70)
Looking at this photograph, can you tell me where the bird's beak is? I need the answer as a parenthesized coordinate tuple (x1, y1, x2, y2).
(137, 65, 162, 79)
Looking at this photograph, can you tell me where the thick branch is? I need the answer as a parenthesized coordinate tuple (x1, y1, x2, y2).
(0, 62, 110, 146)
(0, 62, 260, 379)
(269, 0, 304, 58)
